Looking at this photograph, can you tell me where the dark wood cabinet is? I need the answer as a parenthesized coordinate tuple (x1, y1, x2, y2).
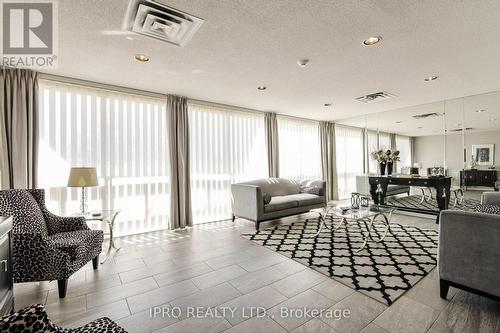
(0, 216, 13, 316)
(460, 170, 497, 188)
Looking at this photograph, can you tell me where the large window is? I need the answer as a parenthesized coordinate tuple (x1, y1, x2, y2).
(38, 80, 170, 236)
(278, 117, 321, 181)
(188, 103, 267, 224)
(379, 132, 391, 150)
(336, 125, 364, 199)
(396, 135, 412, 171)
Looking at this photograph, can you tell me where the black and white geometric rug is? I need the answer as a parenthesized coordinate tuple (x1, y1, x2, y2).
(385, 195, 481, 212)
(242, 218, 438, 305)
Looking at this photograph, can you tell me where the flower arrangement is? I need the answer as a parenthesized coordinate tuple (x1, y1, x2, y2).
(370, 149, 388, 164)
(388, 150, 401, 162)
(370, 149, 400, 163)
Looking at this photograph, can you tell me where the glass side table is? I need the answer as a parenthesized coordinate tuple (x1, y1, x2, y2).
(79, 210, 121, 263)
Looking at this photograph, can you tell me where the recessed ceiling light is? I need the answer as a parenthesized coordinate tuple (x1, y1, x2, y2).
(257, 86, 267, 90)
(126, 36, 134, 40)
(324, 103, 332, 107)
(363, 36, 382, 46)
(476, 109, 486, 113)
(395, 121, 402, 124)
(417, 126, 423, 129)
(424, 76, 438, 81)
(297, 59, 310, 67)
(135, 54, 149, 62)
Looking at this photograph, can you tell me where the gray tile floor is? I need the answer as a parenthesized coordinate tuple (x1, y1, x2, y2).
(14, 203, 500, 333)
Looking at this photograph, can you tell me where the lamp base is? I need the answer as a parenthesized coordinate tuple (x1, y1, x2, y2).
(80, 187, 88, 215)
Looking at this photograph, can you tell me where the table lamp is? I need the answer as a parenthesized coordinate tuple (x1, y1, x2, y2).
(67, 167, 98, 214)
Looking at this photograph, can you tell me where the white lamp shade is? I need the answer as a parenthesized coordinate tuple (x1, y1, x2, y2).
(67, 167, 98, 187)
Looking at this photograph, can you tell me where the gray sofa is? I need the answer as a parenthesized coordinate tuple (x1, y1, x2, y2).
(231, 178, 326, 230)
(439, 192, 500, 301)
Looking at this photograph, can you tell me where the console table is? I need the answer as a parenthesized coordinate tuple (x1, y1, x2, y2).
(460, 169, 497, 189)
(368, 176, 451, 223)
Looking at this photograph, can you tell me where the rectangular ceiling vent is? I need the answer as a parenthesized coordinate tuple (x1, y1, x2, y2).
(355, 91, 395, 104)
(448, 127, 473, 132)
(122, 0, 204, 47)
(412, 112, 442, 119)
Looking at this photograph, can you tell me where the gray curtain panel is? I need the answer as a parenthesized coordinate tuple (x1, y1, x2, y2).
(320, 122, 338, 201)
(167, 95, 193, 229)
(0, 67, 38, 189)
(390, 133, 397, 171)
(265, 112, 279, 177)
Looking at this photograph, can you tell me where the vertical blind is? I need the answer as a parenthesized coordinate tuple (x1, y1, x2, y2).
(396, 135, 412, 171)
(366, 130, 378, 173)
(378, 132, 391, 150)
(277, 117, 321, 181)
(335, 125, 364, 199)
(37, 80, 170, 236)
(188, 103, 267, 224)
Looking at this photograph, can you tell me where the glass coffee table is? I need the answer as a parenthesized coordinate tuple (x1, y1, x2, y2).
(310, 204, 396, 252)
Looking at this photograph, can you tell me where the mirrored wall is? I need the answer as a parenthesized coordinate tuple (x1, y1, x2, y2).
(337, 89, 500, 211)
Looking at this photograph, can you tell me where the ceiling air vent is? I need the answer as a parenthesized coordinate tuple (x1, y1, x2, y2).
(122, 0, 204, 47)
(412, 112, 442, 119)
(448, 127, 473, 132)
(355, 91, 395, 104)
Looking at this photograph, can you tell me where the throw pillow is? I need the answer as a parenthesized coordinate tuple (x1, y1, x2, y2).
(473, 204, 500, 215)
(300, 186, 322, 196)
(263, 193, 272, 204)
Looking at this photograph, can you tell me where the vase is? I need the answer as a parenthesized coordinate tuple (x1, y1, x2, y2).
(379, 163, 386, 175)
(387, 162, 393, 175)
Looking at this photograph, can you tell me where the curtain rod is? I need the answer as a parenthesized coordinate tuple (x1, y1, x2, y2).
(39, 72, 323, 124)
(39, 73, 166, 100)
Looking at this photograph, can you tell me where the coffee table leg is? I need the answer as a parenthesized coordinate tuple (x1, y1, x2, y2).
(355, 210, 393, 253)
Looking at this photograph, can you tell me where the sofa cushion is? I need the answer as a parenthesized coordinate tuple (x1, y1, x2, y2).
(285, 193, 324, 207)
(48, 229, 104, 260)
(240, 178, 301, 196)
(264, 196, 299, 213)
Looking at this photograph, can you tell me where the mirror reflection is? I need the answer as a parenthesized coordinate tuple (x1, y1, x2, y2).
(337, 89, 500, 222)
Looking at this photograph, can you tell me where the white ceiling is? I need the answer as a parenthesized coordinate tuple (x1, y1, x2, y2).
(45, 0, 500, 121)
(336, 89, 500, 136)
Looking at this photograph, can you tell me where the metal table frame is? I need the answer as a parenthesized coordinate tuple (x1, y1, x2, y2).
(82, 210, 121, 263)
(309, 205, 396, 252)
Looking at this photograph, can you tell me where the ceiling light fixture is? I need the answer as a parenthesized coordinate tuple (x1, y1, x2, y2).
(395, 121, 402, 124)
(476, 109, 486, 113)
(417, 126, 423, 129)
(424, 76, 438, 82)
(134, 54, 149, 62)
(324, 103, 332, 107)
(297, 59, 310, 67)
(257, 86, 267, 91)
(363, 36, 382, 46)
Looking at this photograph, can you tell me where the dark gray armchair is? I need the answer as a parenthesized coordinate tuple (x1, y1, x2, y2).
(0, 189, 103, 298)
(438, 192, 500, 301)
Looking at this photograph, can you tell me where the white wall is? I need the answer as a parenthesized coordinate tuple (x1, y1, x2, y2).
(414, 129, 500, 183)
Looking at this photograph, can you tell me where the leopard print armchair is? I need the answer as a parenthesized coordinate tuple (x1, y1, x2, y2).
(0, 304, 127, 332)
(0, 189, 104, 298)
